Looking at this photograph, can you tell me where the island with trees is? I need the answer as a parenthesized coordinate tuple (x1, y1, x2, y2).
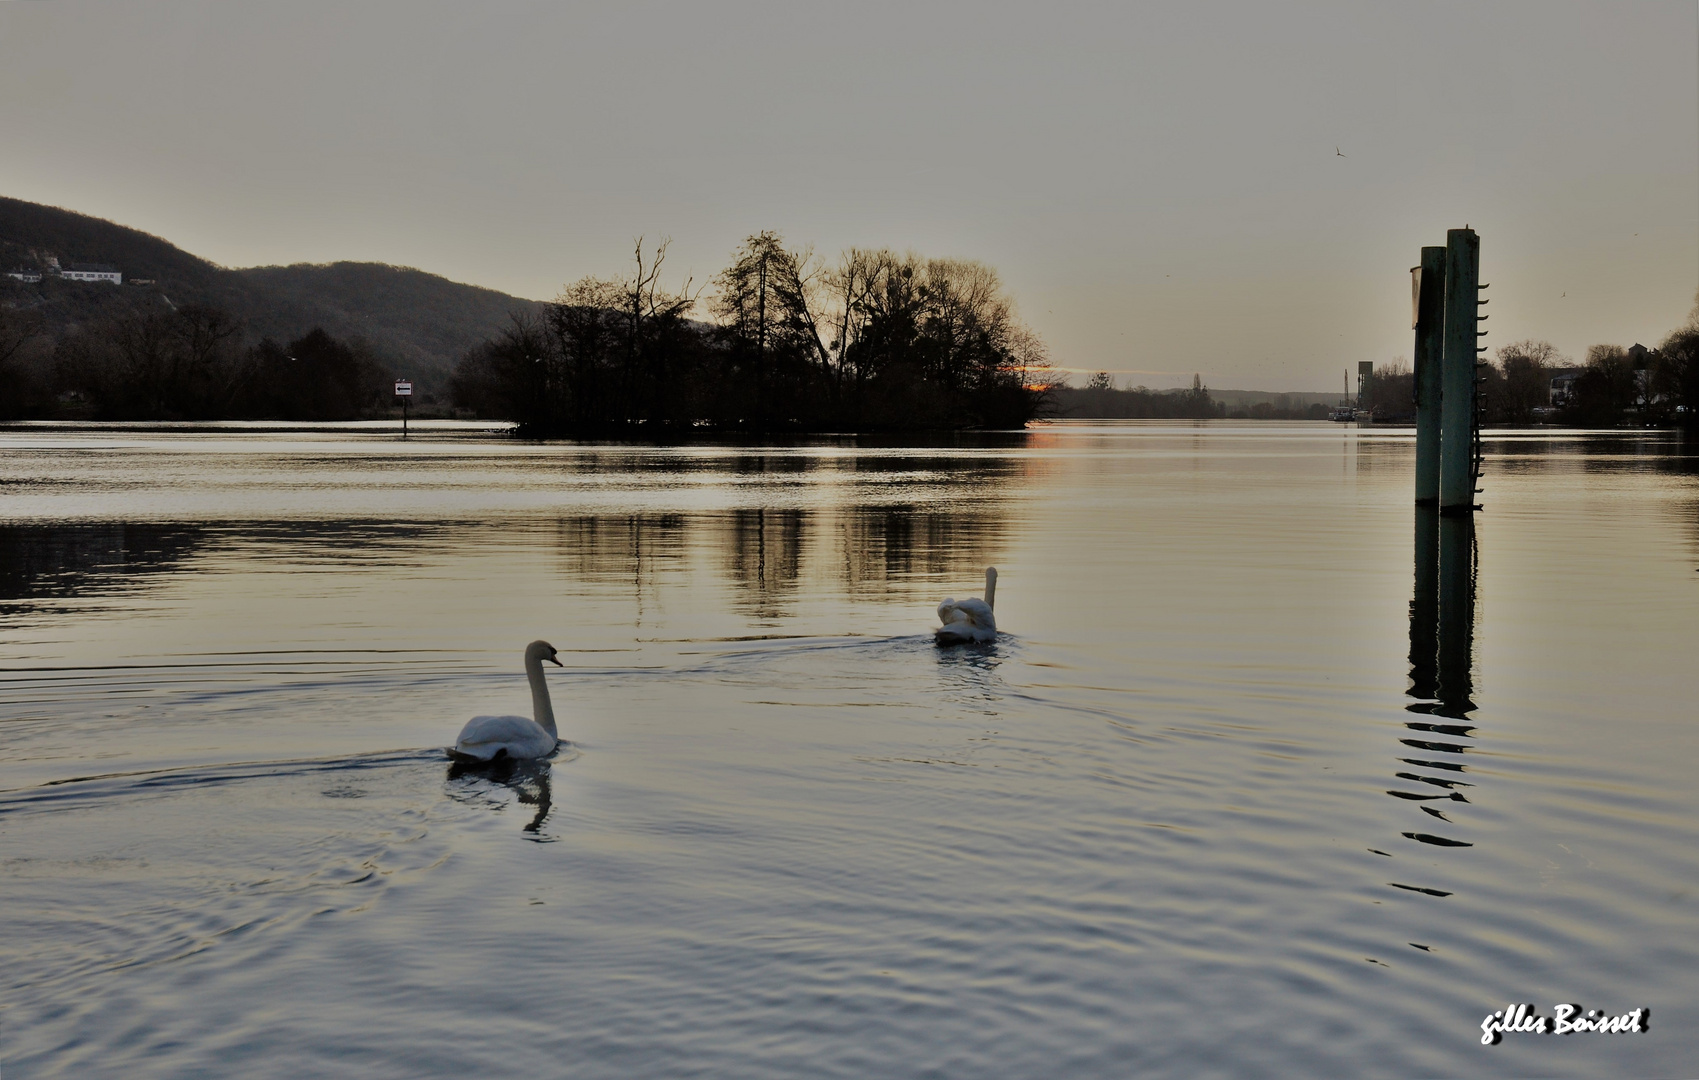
(448, 233, 1052, 434)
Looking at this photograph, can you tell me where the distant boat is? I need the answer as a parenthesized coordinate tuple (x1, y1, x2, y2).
(1329, 405, 1377, 423)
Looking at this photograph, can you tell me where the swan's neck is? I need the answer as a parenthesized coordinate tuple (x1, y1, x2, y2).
(984, 568, 997, 611)
(526, 655, 558, 739)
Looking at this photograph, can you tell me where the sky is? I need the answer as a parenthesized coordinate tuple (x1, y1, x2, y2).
(1, 1, 1695, 390)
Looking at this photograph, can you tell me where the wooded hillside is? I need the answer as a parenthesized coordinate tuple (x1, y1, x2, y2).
(0, 196, 540, 397)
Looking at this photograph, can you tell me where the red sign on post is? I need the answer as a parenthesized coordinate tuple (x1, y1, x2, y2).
(394, 380, 413, 397)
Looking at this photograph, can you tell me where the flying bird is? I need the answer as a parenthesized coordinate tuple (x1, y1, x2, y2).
(1336, 147, 1346, 157)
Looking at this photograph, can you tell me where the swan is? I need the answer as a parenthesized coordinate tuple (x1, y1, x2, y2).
(936, 566, 998, 644)
(452, 640, 563, 761)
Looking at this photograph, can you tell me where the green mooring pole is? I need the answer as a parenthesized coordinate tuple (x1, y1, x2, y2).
(1439, 228, 1479, 514)
(1413, 246, 1446, 505)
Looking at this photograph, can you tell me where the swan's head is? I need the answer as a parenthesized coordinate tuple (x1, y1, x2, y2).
(526, 640, 564, 667)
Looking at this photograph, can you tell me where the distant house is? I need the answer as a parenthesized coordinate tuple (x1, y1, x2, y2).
(60, 262, 122, 284)
(4, 268, 43, 283)
(1549, 367, 1583, 408)
(1628, 344, 1660, 409)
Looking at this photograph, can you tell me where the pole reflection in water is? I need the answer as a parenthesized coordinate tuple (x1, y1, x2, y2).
(1387, 509, 1478, 899)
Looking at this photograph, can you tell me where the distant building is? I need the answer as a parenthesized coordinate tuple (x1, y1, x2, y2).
(1549, 367, 1583, 408)
(60, 263, 122, 284)
(4, 268, 43, 283)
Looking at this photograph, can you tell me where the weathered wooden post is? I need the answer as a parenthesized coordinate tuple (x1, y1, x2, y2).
(1412, 247, 1446, 505)
(1439, 229, 1480, 514)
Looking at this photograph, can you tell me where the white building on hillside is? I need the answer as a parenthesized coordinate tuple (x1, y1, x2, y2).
(60, 263, 122, 284)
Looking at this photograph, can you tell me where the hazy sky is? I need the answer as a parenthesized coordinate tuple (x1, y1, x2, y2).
(2, 1, 1695, 389)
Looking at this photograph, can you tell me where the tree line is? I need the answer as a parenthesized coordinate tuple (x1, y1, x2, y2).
(448, 234, 1053, 434)
(0, 300, 394, 421)
(1363, 321, 1699, 428)
(1051, 373, 1225, 419)
(1059, 292, 1699, 429)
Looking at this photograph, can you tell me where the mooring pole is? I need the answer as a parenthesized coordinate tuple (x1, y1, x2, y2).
(1439, 229, 1479, 514)
(1413, 246, 1446, 505)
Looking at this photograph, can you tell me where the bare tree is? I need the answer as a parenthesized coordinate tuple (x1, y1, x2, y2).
(1493, 340, 1564, 424)
(547, 237, 700, 428)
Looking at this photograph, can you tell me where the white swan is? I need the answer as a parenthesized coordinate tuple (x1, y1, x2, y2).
(452, 640, 563, 761)
(936, 567, 998, 644)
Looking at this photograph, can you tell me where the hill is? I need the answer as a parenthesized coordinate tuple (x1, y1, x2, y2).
(0, 196, 543, 391)
(229, 262, 543, 387)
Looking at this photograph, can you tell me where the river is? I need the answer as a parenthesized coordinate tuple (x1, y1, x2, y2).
(2, 420, 1695, 1077)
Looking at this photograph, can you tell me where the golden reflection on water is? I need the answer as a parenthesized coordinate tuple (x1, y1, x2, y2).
(3, 422, 1699, 1079)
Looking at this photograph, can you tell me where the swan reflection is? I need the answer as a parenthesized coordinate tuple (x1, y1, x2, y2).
(445, 755, 558, 837)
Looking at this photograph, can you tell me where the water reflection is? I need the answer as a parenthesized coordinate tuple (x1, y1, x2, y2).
(1388, 509, 1480, 897)
(445, 755, 556, 837)
(1485, 430, 1699, 477)
(841, 507, 1003, 594)
(0, 523, 205, 623)
(724, 509, 806, 621)
(2, 503, 1010, 631)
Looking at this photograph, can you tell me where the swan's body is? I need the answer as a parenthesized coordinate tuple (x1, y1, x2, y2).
(452, 640, 563, 760)
(936, 567, 998, 644)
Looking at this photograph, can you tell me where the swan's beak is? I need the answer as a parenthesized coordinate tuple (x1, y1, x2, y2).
(548, 655, 563, 667)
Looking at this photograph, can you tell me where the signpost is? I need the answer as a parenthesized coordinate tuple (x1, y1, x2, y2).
(395, 379, 412, 439)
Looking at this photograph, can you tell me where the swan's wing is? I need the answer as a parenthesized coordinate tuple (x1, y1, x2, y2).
(948, 597, 996, 629)
(454, 714, 555, 759)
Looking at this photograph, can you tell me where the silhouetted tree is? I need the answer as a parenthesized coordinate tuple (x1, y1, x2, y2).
(712, 232, 825, 427)
(1562, 345, 1638, 426)
(0, 303, 44, 417)
(449, 237, 1050, 433)
(1651, 326, 1699, 429)
(1363, 361, 1414, 420)
(1491, 340, 1563, 424)
(230, 327, 391, 420)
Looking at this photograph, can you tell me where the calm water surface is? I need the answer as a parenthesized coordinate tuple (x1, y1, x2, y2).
(2, 421, 1696, 1078)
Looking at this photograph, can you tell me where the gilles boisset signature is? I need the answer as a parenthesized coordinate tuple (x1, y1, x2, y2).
(1481, 1003, 1649, 1045)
